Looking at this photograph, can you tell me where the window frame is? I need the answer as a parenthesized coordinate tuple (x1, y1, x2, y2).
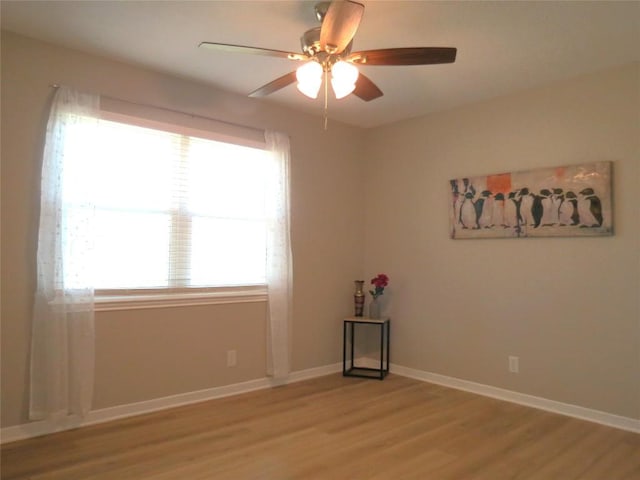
(95, 285, 267, 311)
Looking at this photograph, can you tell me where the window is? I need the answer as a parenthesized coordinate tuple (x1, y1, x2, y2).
(32, 87, 291, 418)
(61, 113, 273, 292)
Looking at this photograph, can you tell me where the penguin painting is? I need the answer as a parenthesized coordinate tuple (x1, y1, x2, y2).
(578, 188, 603, 227)
(559, 191, 580, 226)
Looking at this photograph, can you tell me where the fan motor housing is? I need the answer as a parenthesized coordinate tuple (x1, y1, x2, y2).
(301, 26, 352, 59)
(301, 27, 321, 55)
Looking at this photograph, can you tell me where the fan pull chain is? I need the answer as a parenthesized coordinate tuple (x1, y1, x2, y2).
(323, 68, 329, 130)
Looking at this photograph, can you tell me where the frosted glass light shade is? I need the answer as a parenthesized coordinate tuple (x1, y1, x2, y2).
(331, 61, 359, 99)
(296, 61, 323, 99)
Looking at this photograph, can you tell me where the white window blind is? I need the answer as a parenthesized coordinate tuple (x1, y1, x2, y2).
(62, 115, 272, 290)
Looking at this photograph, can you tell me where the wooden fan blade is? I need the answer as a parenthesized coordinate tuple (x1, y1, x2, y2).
(353, 72, 383, 102)
(320, 0, 364, 54)
(348, 47, 457, 66)
(199, 42, 308, 61)
(249, 71, 297, 98)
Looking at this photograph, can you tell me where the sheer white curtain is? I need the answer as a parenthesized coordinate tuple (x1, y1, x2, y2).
(264, 131, 293, 382)
(30, 86, 100, 421)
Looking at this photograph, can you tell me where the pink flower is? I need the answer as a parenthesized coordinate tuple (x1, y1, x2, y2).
(369, 273, 389, 298)
(371, 273, 388, 288)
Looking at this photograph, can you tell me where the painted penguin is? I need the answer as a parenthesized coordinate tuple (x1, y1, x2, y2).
(491, 193, 505, 228)
(578, 188, 603, 227)
(456, 178, 473, 226)
(504, 191, 522, 228)
(559, 191, 579, 226)
(466, 181, 477, 198)
(460, 192, 477, 229)
(451, 179, 463, 229)
(514, 190, 524, 227)
(478, 190, 494, 228)
(539, 189, 554, 226)
(472, 197, 484, 229)
(531, 191, 544, 228)
(549, 188, 563, 226)
(519, 187, 534, 226)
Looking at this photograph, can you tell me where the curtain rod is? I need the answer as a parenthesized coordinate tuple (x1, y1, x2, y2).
(49, 84, 265, 136)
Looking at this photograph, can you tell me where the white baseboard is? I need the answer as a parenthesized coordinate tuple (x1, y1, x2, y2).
(0, 362, 342, 444)
(3, 360, 637, 443)
(390, 363, 640, 434)
(288, 362, 343, 383)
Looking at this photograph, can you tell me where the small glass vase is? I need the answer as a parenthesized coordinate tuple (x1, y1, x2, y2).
(369, 296, 381, 319)
(354, 280, 365, 317)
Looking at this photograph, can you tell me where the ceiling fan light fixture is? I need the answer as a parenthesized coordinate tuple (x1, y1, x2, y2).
(296, 60, 323, 98)
(330, 60, 359, 99)
(201, 1, 457, 108)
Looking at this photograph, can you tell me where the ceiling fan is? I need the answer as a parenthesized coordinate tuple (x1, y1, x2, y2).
(199, 0, 457, 103)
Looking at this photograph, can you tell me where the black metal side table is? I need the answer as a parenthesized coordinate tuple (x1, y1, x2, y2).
(343, 317, 390, 380)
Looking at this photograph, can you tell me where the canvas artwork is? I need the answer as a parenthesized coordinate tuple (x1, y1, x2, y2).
(449, 161, 612, 239)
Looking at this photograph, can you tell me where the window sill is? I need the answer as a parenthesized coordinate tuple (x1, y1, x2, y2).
(95, 287, 267, 312)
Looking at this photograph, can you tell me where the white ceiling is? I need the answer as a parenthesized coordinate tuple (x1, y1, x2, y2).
(2, 1, 638, 128)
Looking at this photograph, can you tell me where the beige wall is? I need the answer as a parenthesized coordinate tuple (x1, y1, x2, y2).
(0, 31, 365, 427)
(362, 63, 640, 419)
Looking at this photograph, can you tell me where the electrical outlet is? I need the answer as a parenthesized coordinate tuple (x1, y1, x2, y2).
(508, 355, 519, 373)
(227, 350, 237, 367)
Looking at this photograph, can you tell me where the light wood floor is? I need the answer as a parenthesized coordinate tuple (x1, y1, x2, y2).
(2, 374, 639, 479)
